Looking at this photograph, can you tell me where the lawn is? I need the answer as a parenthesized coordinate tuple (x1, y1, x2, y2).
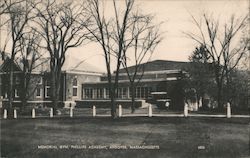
(0, 117, 249, 158)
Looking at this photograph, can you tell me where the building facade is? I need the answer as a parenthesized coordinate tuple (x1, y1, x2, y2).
(78, 60, 189, 110)
(0, 58, 189, 110)
(0, 56, 103, 108)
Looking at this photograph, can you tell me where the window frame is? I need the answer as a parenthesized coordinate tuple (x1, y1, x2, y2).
(36, 87, 42, 98)
(45, 86, 51, 98)
(105, 88, 110, 99)
(72, 77, 78, 97)
(84, 88, 93, 99)
(15, 89, 20, 98)
(4, 92, 8, 99)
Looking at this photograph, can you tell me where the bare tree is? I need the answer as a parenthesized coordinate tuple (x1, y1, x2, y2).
(86, 0, 141, 118)
(33, 0, 91, 111)
(0, 0, 37, 112)
(121, 12, 162, 113)
(185, 13, 248, 109)
(0, 0, 24, 15)
(17, 31, 43, 110)
(0, 0, 23, 59)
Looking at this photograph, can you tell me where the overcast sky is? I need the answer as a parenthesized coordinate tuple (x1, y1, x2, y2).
(1, 0, 248, 72)
(66, 0, 248, 71)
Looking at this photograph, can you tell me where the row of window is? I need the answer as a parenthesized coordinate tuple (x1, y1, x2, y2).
(132, 87, 152, 99)
(4, 86, 151, 99)
(84, 88, 108, 99)
(13, 76, 78, 86)
(3, 87, 50, 99)
(83, 87, 152, 99)
(3, 77, 78, 98)
(42, 86, 51, 98)
(4, 85, 78, 99)
(38, 77, 78, 98)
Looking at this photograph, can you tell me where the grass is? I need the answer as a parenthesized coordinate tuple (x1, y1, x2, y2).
(1, 117, 249, 158)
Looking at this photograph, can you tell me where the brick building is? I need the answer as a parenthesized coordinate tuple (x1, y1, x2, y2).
(0, 55, 103, 108)
(78, 60, 189, 110)
(0, 57, 189, 109)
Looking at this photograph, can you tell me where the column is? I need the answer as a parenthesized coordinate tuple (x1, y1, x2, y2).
(50, 108, 53, 118)
(118, 105, 122, 117)
(3, 109, 7, 119)
(32, 108, 35, 118)
(184, 103, 188, 117)
(14, 109, 17, 119)
(93, 106, 96, 117)
(103, 88, 106, 99)
(70, 107, 73, 118)
(148, 104, 152, 117)
(227, 102, 231, 118)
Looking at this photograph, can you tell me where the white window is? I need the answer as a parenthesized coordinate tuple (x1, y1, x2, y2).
(72, 77, 78, 97)
(122, 88, 127, 98)
(105, 88, 110, 99)
(4, 92, 8, 98)
(36, 87, 42, 98)
(118, 88, 127, 99)
(130, 87, 151, 99)
(45, 86, 51, 98)
(15, 89, 20, 98)
(73, 87, 78, 97)
(95, 88, 98, 98)
(92, 88, 97, 98)
(84, 88, 93, 99)
(96, 88, 103, 99)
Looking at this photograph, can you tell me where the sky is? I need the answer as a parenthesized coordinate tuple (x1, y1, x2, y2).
(66, 0, 249, 72)
(1, 0, 248, 72)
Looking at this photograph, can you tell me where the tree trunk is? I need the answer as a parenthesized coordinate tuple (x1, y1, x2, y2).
(8, 59, 14, 118)
(112, 65, 121, 119)
(214, 66, 224, 111)
(20, 73, 27, 112)
(20, 83, 27, 112)
(110, 94, 116, 119)
(217, 85, 223, 111)
(51, 71, 58, 114)
(55, 80, 61, 108)
(109, 84, 117, 119)
(130, 83, 135, 113)
(225, 70, 232, 103)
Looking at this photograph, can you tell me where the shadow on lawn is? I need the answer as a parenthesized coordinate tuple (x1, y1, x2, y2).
(1, 117, 249, 158)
